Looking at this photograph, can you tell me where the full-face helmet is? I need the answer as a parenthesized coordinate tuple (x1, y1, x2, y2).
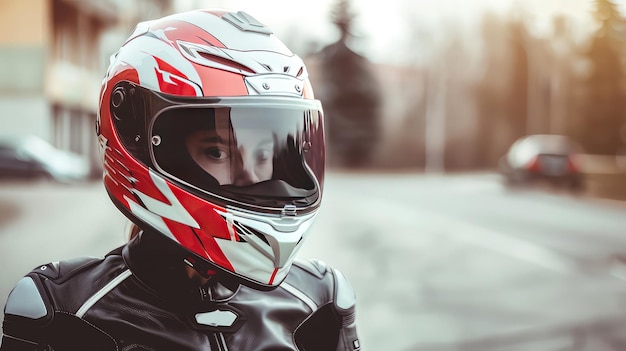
(97, 9, 325, 289)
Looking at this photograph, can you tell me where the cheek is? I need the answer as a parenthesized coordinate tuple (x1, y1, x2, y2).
(196, 159, 231, 185)
(212, 166, 231, 185)
(256, 161, 273, 179)
(215, 170, 231, 185)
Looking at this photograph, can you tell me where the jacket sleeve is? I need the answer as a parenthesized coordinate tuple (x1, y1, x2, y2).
(1, 275, 53, 351)
(330, 268, 361, 351)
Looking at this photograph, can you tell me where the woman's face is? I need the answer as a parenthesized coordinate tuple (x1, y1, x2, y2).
(186, 127, 274, 186)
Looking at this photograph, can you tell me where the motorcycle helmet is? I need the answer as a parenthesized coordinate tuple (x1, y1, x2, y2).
(97, 9, 325, 289)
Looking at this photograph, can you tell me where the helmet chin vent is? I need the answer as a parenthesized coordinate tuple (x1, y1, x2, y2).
(234, 221, 270, 246)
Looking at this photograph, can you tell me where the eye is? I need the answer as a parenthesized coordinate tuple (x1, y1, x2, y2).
(203, 147, 229, 161)
(255, 148, 272, 162)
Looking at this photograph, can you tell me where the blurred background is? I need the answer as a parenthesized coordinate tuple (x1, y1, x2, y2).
(2, 0, 626, 350)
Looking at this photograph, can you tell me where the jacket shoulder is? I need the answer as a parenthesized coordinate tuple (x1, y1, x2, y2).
(3, 253, 123, 348)
(4, 276, 50, 322)
(4, 247, 124, 321)
(288, 259, 360, 351)
(5, 257, 101, 320)
(288, 258, 357, 313)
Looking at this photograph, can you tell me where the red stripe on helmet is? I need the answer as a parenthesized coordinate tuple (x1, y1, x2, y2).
(149, 19, 226, 48)
(268, 268, 279, 285)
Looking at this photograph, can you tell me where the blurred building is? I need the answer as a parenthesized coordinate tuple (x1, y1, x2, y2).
(0, 0, 173, 177)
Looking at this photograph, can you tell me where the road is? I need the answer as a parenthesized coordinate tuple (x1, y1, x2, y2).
(2, 172, 626, 350)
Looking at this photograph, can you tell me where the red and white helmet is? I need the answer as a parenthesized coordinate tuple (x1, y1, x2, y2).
(97, 9, 325, 289)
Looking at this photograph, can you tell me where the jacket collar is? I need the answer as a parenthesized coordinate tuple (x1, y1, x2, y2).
(122, 230, 238, 303)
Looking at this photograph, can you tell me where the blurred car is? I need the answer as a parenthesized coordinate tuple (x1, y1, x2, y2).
(499, 134, 584, 190)
(0, 135, 89, 182)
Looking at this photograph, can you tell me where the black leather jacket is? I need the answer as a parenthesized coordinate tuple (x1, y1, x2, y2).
(1, 232, 360, 351)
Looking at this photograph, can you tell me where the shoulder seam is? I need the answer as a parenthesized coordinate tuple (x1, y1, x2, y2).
(31, 257, 102, 283)
(292, 258, 327, 279)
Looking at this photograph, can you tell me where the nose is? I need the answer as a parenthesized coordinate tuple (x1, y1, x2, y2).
(232, 152, 259, 186)
(233, 168, 258, 186)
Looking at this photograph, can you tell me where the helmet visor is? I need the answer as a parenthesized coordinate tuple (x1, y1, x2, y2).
(151, 98, 324, 212)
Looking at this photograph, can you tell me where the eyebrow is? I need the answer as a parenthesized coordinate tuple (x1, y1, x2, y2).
(198, 136, 227, 144)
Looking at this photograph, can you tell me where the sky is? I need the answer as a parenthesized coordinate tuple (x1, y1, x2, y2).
(173, 0, 626, 64)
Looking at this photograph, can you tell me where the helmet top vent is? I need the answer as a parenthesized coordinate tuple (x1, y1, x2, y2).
(222, 11, 273, 35)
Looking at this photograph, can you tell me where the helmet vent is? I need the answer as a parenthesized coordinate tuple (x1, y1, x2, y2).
(296, 67, 304, 77)
(222, 11, 273, 35)
(197, 52, 255, 74)
(179, 43, 194, 57)
(259, 63, 273, 72)
(234, 221, 270, 246)
(178, 40, 257, 75)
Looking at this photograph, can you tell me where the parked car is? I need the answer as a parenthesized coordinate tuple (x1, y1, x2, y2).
(499, 134, 584, 190)
(0, 135, 89, 182)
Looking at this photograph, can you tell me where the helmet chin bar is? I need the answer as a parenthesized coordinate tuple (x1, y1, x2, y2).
(108, 192, 282, 291)
(214, 206, 317, 269)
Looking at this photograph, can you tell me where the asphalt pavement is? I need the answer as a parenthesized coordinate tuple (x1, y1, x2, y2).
(2, 173, 626, 350)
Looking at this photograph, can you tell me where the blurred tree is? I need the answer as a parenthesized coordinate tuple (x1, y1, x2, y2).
(440, 34, 483, 171)
(378, 65, 427, 170)
(472, 13, 529, 167)
(547, 16, 588, 146)
(317, 0, 383, 168)
(507, 20, 530, 140)
(579, 0, 626, 154)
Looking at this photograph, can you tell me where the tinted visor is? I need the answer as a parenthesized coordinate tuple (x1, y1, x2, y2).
(151, 98, 324, 212)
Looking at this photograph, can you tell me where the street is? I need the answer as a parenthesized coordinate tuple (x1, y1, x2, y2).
(2, 172, 626, 350)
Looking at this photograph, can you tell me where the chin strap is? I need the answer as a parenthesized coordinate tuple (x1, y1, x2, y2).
(183, 255, 217, 278)
(183, 255, 244, 294)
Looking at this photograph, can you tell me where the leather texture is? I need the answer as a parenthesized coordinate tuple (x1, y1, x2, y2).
(1, 232, 360, 351)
